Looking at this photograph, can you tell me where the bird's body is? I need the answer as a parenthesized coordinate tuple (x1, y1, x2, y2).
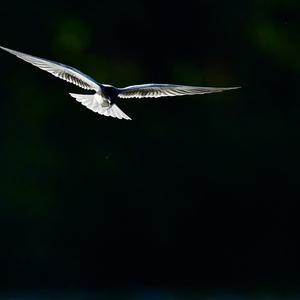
(0, 46, 240, 120)
(101, 84, 120, 104)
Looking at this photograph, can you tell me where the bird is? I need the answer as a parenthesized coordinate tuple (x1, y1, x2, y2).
(0, 46, 240, 120)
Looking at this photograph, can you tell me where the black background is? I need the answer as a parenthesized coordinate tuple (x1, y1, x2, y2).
(0, 0, 299, 296)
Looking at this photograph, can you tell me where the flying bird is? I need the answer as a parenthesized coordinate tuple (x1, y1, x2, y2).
(0, 46, 240, 120)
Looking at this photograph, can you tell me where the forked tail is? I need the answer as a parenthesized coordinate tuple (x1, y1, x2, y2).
(69, 93, 131, 120)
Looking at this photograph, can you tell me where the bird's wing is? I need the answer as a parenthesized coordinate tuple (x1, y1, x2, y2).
(118, 84, 240, 99)
(0, 46, 100, 91)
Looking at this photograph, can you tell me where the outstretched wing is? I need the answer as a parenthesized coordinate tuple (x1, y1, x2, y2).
(118, 84, 240, 99)
(0, 46, 100, 91)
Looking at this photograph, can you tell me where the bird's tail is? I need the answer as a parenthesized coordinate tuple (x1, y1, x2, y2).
(69, 93, 131, 120)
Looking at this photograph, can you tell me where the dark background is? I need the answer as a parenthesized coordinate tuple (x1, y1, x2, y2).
(0, 0, 299, 298)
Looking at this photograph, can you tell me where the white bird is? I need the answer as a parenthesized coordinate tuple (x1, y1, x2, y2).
(0, 46, 240, 120)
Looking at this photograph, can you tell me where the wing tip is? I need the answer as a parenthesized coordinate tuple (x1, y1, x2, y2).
(206, 86, 241, 94)
(226, 86, 241, 90)
(213, 86, 241, 92)
(0, 45, 11, 53)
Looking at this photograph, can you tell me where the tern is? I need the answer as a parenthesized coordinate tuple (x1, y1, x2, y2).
(0, 46, 240, 120)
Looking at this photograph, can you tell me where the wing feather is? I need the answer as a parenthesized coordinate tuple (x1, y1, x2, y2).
(118, 84, 240, 99)
(0, 46, 100, 91)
